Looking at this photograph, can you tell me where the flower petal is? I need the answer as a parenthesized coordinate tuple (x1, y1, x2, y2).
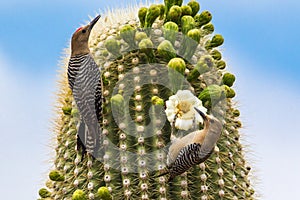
(175, 118, 193, 131)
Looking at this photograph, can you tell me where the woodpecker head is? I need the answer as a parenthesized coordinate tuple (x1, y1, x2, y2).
(71, 15, 101, 56)
(194, 107, 222, 131)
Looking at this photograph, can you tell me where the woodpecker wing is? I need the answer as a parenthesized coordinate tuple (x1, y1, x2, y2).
(167, 131, 199, 166)
(70, 54, 102, 155)
(168, 143, 202, 180)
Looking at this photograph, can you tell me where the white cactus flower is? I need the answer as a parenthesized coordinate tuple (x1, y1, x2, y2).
(165, 90, 207, 130)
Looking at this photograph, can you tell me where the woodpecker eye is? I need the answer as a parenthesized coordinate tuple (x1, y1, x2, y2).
(82, 29, 86, 33)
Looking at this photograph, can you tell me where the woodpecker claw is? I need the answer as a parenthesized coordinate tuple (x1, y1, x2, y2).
(194, 107, 207, 121)
(89, 15, 101, 30)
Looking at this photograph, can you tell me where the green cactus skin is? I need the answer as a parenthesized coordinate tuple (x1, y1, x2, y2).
(39, 1, 256, 200)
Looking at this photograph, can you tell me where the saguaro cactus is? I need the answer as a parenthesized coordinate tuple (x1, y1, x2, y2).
(39, 1, 256, 199)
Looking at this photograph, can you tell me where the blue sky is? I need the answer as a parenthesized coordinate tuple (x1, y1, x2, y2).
(0, 0, 299, 199)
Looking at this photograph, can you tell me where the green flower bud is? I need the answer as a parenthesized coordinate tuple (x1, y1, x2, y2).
(105, 38, 121, 56)
(72, 189, 87, 200)
(233, 109, 240, 117)
(165, 0, 183, 7)
(163, 21, 178, 44)
(195, 10, 212, 28)
(151, 96, 165, 106)
(175, 0, 183, 6)
(187, 28, 201, 43)
(71, 108, 79, 117)
(39, 188, 51, 198)
(222, 73, 236, 87)
(164, 0, 182, 14)
(101, 49, 109, 57)
(235, 120, 242, 128)
(217, 60, 226, 69)
(188, 0, 200, 16)
(110, 94, 125, 108)
(201, 23, 214, 36)
(62, 106, 72, 115)
(168, 58, 186, 92)
(187, 55, 213, 81)
(49, 170, 64, 182)
(181, 15, 195, 34)
(157, 40, 176, 61)
(135, 31, 148, 42)
(168, 5, 182, 23)
(205, 34, 224, 50)
(182, 28, 201, 59)
(120, 25, 136, 46)
(145, 5, 161, 28)
(138, 7, 148, 27)
(157, 4, 165, 19)
(164, 0, 172, 14)
(168, 58, 186, 75)
(222, 85, 236, 98)
(97, 187, 112, 200)
(139, 38, 154, 51)
(181, 5, 193, 16)
(139, 38, 155, 62)
(45, 180, 53, 188)
(199, 85, 226, 107)
(211, 49, 222, 60)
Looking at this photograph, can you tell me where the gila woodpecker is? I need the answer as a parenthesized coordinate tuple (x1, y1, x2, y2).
(68, 15, 102, 159)
(159, 107, 222, 181)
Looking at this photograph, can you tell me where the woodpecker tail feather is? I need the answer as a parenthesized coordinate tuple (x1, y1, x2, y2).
(77, 120, 101, 160)
(77, 121, 87, 161)
(85, 122, 101, 159)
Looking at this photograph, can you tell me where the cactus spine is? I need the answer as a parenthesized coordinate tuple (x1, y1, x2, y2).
(39, 1, 256, 199)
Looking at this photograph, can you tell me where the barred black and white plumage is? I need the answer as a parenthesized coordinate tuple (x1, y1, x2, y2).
(168, 143, 202, 180)
(157, 107, 222, 181)
(67, 15, 102, 159)
(68, 53, 102, 158)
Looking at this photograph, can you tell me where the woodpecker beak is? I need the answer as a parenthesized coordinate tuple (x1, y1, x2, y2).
(194, 107, 207, 121)
(89, 15, 101, 30)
